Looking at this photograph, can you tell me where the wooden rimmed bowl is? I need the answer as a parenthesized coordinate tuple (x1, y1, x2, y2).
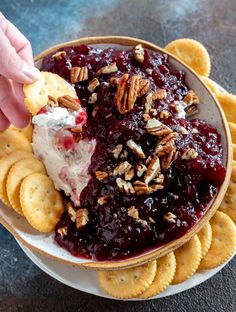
(0, 36, 232, 270)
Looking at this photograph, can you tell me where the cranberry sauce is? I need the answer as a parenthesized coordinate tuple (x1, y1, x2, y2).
(42, 45, 226, 261)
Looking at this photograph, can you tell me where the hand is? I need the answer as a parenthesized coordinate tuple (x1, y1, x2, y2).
(0, 12, 40, 131)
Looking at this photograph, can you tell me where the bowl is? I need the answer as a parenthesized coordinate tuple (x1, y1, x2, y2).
(0, 36, 232, 270)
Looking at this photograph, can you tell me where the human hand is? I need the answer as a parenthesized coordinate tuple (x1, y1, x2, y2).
(0, 12, 40, 131)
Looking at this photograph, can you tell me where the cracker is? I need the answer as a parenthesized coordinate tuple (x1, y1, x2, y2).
(0, 150, 34, 207)
(171, 235, 202, 284)
(164, 39, 211, 77)
(98, 260, 156, 299)
(20, 173, 64, 232)
(200, 76, 219, 95)
(217, 93, 236, 123)
(6, 158, 46, 215)
(233, 144, 236, 160)
(23, 71, 77, 115)
(9, 122, 33, 141)
(197, 222, 212, 258)
(228, 122, 236, 144)
(219, 162, 236, 223)
(199, 211, 236, 270)
(0, 129, 32, 159)
(139, 252, 176, 298)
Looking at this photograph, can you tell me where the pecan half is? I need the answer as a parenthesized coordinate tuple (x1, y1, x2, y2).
(128, 75, 141, 110)
(132, 44, 145, 63)
(57, 226, 68, 238)
(181, 148, 198, 160)
(96, 171, 109, 180)
(70, 66, 88, 83)
(144, 93, 153, 114)
(67, 202, 76, 222)
(161, 146, 178, 170)
(152, 89, 167, 100)
(88, 93, 98, 104)
(113, 161, 132, 176)
(138, 79, 150, 97)
(87, 78, 100, 92)
(128, 206, 139, 219)
(144, 155, 161, 184)
(76, 208, 89, 229)
(52, 51, 67, 60)
(96, 62, 118, 75)
(111, 144, 123, 159)
(133, 180, 149, 195)
(157, 132, 178, 146)
(97, 195, 109, 205)
(47, 95, 58, 107)
(163, 212, 177, 223)
(127, 139, 146, 159)
(58, 95, 81, 111)
(185, 104, 199, 117)
(183, 90, 199, 105)
(116, 178, 135, 195)
(146, 118, 172, 136)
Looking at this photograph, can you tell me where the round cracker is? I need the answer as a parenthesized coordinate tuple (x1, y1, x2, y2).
(0, 150, 34, 207)
(197, 222, 212, 258)
(23, 71, 77, 115)
(217, 93, 236, 123)
(233, 144, 236, 161)
(219, 162, 236, 223)
(199, 211, 236, 270)
(98, 260, 156, 299)
(171, 235, 202, 285)
(200, 76, 219, 95)
(7, 158, 46, 215)
(228, 121, 236, 144)
(9, 122, 33, 142)
(139, 252, 176, 298)
(0, 129, 32, 159)
(164, 39, 211, 77)
(20, 173, 64, 232)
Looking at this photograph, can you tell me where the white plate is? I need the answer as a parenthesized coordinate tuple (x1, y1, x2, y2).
(16, 238, 235, 300)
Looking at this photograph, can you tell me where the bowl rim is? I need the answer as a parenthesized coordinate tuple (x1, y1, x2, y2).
(0, 36, 232, 270)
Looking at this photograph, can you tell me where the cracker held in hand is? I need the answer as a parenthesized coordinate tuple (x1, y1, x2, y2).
(98, 260, 156, 299)
(140, 252, 176, 298)
(7, 158, 46, 215)
(227, 122, 236, 144)
(200, 76, 219, 95)
(172, 235, 202, 285)
(0, 150, 34, 207)
(199, 211, 236, 270)
(0, 129, 32, 158)
(9, 122, 33, 142)
(197, 222, 212, 258)
(20, 173, 64, 232)
(164, 39, 211, 77)
(23, 71, 77, 115)
(217, 93, 236, 123)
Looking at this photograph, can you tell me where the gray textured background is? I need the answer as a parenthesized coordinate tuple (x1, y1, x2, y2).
(0, 0, 236, 311)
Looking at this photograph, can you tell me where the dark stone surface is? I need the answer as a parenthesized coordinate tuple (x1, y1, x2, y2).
(0, 0, 235, 311)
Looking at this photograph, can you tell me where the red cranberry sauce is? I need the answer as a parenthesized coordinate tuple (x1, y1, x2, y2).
(41, 45, 225, 261)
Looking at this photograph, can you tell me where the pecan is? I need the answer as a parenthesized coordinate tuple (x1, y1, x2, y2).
(52, 51, 67, 60)
(132, 44, 145, 63)
(181, 148, 198, 160)
(133, 180, 149, 195)
(136, 164, 147, 177)
(125, 168, 135, 181)
(67, 202, 76, 222)
(97, 62, 118, 75)
(148, 183, 164, 193)
(146, 118, 172, 136)
(87, 78, 100, 92)
(153, 173, 164, 184)
(146, 156, 152, 165)
(127, 139, 145, 159)
(111, 144, 123, 159)
(138, 79, 150, 97)
(149, 217, 156, 223)
(128, 75, 141, 110)
(70, 66, 88, 83)
(116, 178, 135, 195)
(152, 89, 167, 100)
(185, 104, 199, 117)
(58, 95, 81, 111)
(161, 146, 178, 170)
(156, 143, 174, 157)
(163, 212, 177, 223)
(159, 110, 169, 119)
(97, 195, 109, 205)
(110, 77, 120, 86)
(144, 155, 161, 184)
(113, 161, 132, 176)
(88, 93, 97, 104)
(71, 125, 82, 133)
(92, 105, 99, 117)
(149, 108, 158, 117)
(96, 171, 109, 180)
(128, 206, 139, 219)
(146, 68, 153, 75)
(192, 128, 199, 134)
(144, 93, 153, 114)
(47, 95, 58, 107)
(76, 208, 89, 229)
(183, 90, 199, 105)
(178, 126, 189, 135)
(57, 226, 68, 238)
(157, 132, 178, 146)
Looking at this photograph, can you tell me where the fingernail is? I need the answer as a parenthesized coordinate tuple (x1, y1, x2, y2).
(22, 63, 40, 81)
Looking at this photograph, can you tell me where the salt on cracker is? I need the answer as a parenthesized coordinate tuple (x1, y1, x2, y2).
(139, 252, 176, 298)
(0, 150, 34, 207)
(219, 161, 236, 223)
(200, 76, 219, 95)
(199, 211, 236, 270)
(9, 122, 33, 142)
(20, 173, 64, 232)
(172, 235, 202, 285)
(98, 260, 156, 299)
(23, 71, 77, 115)
(164, 39, 211, 77)
(197, 222, 212, 258)
(0, 129, 32, 159)
(228, 121, 236, 144)
(217, 93, 236, 123)
(6, 158, 46, 215)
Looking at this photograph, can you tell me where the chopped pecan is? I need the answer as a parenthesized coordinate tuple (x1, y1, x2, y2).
(192, 128, 199, 134)
(146, 118, 172, 136)
(136, 164, 147, 177)
(133, 180, 149, 195)
(146, 156, 152, 165)
(128, 206, 139, 219)
(185, 104, 199, 117)
(88, 93, 97, 104)
(179, 126, 189, 135)
(47, 95, 58, 107)
(153, 173, 164, 184)
(148, 183, 164, 193)
(71, 125, 82, 133)
(57, 226, 68, 238)
(116, 178, 135, 195)
(144, 93, 153, 114)
(161, 146, 178, 170)
(125, 168, 135, 181)
(149, 108, 158, 117)
(58, 95, 81, 111)
(146, 68, 153, 75)
(97, 195, 109, 205)
(156, 143, 174, 157)
(111, 144, 123, 159)
(149, 217, 156, 223)
(144, 155, 161, 184)
(138, 79, 150, 97)
(159, 110, 169, 119)
(110, 76, 120, 86)
(132, 44, 145, 63)
(127, 139, 145, 159)
(87, 78, 100, 92)
(52, 51, 67, 60)
(97, 62, 118, 75)
(67, 202, 76, 222)
(163, 212, 177, 223)
(96, 171, 109, 180)
(113, 161, 132, 176)
(157, 132, 178, 147)
(183, 90, 199, 105)
(92, 105, 99, 117)
(70, 66, 88, 83)
(152, 89, 167, 100)
(76, 208, 89, 229)
(181, 148, 198, 160)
